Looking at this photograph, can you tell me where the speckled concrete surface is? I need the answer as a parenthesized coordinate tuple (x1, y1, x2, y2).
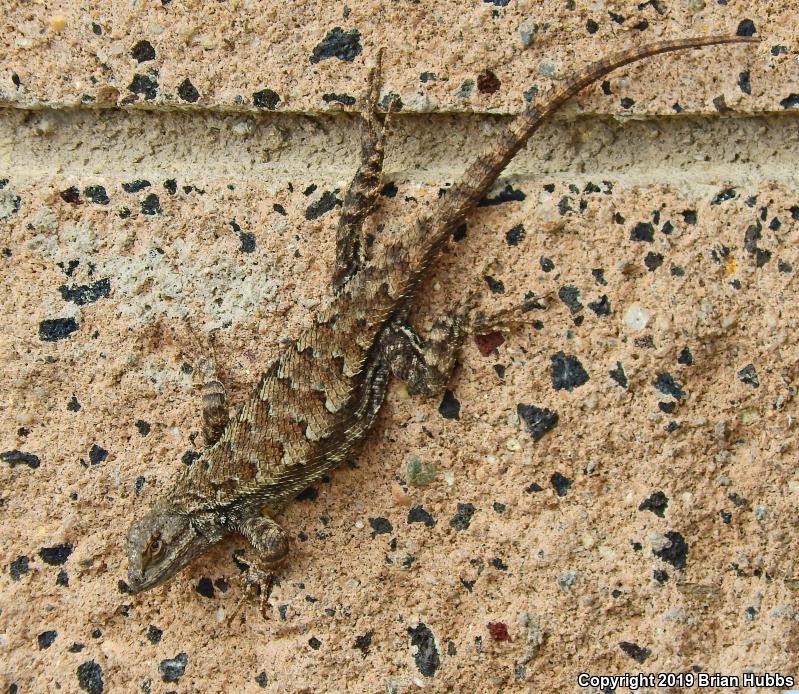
(2, 3, 799, 693)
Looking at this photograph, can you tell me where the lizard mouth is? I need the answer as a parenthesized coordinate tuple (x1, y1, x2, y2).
(126, 567, 173, 594)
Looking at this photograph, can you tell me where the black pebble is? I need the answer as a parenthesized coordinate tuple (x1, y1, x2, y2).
(239, 232, 256, 253)
(305, 190, 341, 220)
(177, 78, 200, 103)
(195, 577, 215, 598)
(369, 517, 393, 537)
(39, 544, 73, 565)
(141, 193, 162, 215)
(181, 450, 200, 466)
(653, 530, 688, 569)
(407, 624, 440, 677)
(77, 660, 104, 694)
(478, 183, 525, 207)
(491, 557, 508, 571)
(253, 89, 281, 109)
(737, 363, 759, 387)
(310, 27, 363, 63)
(653, 372, 685, 400)
(738, 71, 751, 95)
(558, 285, 582, 314)
(39, 317, 79, 342)
(608, 361, 627, 388)
(587, 295, 611, 316)
(89, 444, 108, 465)
(122, 179, 150, 193)
(135, 420, 151, 436)
(551, 472, 573, 497)
(1, 450, 41, 469)
(449, 502, 475, 530)
(84, 185, 109, 205)
(591, 268, 607, 285)
(159, 653, 188, 683)
(639, 491, 668, 518)
(653, 569, 669, 583)
(506, 224, 525, 246)
(682, 209, 697, 225)
(644, 252, 663, 271)
(322, 93, 356, 106)
(10, 555, 29, 580)
(677, 346, 693, 366)
(630, 222, 654, 242)
(619, 641, 651, 664)
(38, 630, 57, 649)
(131, 40, 156, 62)
(408, 505, 436, 527)
(483, 275, 505, 294)
(128, 74, 158, 100)
(516, 404, 558, 441)
(59, 278, 111, 306)
(438, 390, 460, 420)
(354, 631, 372, 655)
(736, 19, 756, 36)
(550, 351, 589, 391)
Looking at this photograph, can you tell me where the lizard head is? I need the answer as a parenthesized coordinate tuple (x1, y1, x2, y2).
(126, 504, 213, 593)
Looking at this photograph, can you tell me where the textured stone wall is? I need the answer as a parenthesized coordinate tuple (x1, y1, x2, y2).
(1, 1, 798, 692)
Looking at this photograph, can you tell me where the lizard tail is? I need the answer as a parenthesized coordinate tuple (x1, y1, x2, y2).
(423, 33, 760, 249)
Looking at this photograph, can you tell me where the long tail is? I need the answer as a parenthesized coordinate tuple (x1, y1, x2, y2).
(422, 34, 759, 252)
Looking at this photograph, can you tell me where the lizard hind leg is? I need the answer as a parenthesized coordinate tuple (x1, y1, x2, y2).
(380, 289, 550, 398)
(379, 301, 475, 398)
(332, 48, 391, 291)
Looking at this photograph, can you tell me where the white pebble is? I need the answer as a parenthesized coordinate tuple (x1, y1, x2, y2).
(624, 303, 650, 331)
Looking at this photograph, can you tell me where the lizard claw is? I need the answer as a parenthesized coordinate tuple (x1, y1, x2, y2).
(228, 563, 275, 623)
(471, 290, 551, 336)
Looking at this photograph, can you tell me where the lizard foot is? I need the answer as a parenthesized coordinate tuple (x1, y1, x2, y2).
(471, 290, 552, 336)
(228, 561, 276, 623)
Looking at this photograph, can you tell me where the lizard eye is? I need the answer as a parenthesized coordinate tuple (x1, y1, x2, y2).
(147, 538, 163, 557)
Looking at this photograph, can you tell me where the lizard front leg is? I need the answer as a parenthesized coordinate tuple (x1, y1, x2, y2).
(230, 514, 290, 618)
(196, 357, 229, 447)
(332, 49, 391, 291)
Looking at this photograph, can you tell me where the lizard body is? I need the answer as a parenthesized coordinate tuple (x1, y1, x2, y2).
(126, 35, 757, 599)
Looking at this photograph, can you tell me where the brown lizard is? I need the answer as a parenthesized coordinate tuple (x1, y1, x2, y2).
(125, 35, 758, 607)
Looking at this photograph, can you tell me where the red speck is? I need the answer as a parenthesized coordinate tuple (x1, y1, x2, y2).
(477, 69, 501, 94)
(474, 331, 504, 356)
(487, 622, 512, 642)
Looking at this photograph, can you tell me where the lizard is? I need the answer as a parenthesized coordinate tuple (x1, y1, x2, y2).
(125, 34, 758, 608)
